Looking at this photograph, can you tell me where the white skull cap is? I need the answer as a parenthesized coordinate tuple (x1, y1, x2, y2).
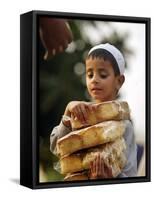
(88, 43, 125, 75)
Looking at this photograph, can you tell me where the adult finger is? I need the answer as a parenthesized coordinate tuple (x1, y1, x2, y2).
(62, 40, 69, 50)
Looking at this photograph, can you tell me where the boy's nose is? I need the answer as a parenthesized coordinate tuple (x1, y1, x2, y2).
(91, 75, 99, 84)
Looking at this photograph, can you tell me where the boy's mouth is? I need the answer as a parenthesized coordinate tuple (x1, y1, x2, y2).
(91, 88, 102, 94)
(91, 87, 102, 92)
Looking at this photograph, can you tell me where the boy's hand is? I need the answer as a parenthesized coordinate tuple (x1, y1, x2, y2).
(89, 153, 113, 179)
(64, 101, 99, 124)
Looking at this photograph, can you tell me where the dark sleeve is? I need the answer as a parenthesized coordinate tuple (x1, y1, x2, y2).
(50, 121, 71, 155)
(118, 120, 137, 177)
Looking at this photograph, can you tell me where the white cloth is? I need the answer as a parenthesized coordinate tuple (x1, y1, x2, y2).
(88, 43, 125, 75)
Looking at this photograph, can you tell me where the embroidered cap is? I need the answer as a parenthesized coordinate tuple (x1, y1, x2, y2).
(88, 43, 125, 75)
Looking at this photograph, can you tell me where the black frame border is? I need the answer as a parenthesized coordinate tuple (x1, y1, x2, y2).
(20, 10, 151, 189)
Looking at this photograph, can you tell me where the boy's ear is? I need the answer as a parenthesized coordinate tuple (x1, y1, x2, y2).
(116, 75, 125, 90)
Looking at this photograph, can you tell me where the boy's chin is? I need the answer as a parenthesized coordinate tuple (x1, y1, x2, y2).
(92, 95, 111, 103)
(92, 96, 105, 103)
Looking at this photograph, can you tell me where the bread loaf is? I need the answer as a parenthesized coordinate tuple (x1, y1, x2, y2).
(57, 120, 125, 157)
(60, 137, 126, 177)
(71, 101, 130, 129)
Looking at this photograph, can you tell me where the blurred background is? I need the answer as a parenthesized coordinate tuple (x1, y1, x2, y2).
(38, 18, 146, 182)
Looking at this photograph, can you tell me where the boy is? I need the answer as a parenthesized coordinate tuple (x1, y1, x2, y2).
(50, 43, 137, 179)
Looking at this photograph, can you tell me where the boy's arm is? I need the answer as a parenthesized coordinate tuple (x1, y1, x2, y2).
(50, 101, 75, 155)
(50, 120, 71, 155)
(118, 120, 137, 178)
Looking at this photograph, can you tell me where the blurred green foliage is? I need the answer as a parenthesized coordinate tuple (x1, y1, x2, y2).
(39, 19, 133, 182)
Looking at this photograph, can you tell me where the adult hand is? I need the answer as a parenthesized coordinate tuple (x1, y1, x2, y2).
(39, 17, 73, 60)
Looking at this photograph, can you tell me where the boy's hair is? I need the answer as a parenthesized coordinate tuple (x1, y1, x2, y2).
(86, 49, 120, 76)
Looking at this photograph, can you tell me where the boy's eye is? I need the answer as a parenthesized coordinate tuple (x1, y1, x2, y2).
(87, 73, 93, 78)
(100, 74, 107, 78)
(100, 74, 108, 79)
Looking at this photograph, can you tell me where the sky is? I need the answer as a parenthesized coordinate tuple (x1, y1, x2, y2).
(82, 21, 146, 142)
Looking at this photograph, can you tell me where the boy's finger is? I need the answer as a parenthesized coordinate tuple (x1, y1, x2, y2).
(73, 108, 81, 122)
(103, 161, 112, 178)
(90, 161, 94, 175)
(104, 165, 109, 178)
(91, 105, 96, 112)
(101, 158, 105, 177)
(93, 104, 99, 112)
(95, 154, 100, 175)
(98, 154, 103, 176)
(106, 165, 113, 178)
(93, 158, 97, 175)
(87, 104, 93, 113)
(79, 107, 87, 123)
(80, 104, 88, 123)
(98, 153, 103, 177)
(75, 107, 84, 123)
(85, 105, 91, 117)
(71, 113, 75, 120)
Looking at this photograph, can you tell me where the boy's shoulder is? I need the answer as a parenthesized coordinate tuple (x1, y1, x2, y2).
(124, 119, 133, 126)
(123, 119, 134, 130)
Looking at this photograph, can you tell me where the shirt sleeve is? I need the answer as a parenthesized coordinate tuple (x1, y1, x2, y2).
(50, 121, 71, 155)
(118, 120, 137, 177)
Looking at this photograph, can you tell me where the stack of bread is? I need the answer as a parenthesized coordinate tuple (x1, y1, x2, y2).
(56, 101, 130, 181)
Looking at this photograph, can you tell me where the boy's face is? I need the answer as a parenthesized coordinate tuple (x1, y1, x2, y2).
(86, 57, 124, 103)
